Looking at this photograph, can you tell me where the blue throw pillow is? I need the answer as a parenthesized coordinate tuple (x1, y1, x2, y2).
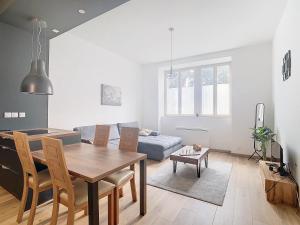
(150, 131, 160, 136)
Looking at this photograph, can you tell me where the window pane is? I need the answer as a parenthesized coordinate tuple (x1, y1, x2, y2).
(201, 67, 214, 115)
(166, 72, 179, 114)
(217, 65, 230, 115)
(181, 70, 194, 114)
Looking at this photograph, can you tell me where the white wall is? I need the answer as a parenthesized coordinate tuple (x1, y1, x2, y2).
(273, 0, 300, 182)
(48, 32, 142, 130)
(142, 42, 273, 155)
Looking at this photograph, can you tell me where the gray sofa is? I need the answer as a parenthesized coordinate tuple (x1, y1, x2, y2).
(73, 122, 182, 161)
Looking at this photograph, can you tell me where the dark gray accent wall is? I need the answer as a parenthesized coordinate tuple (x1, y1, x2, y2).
(0, 0, 130, 39)
(0, 22, 48, 130)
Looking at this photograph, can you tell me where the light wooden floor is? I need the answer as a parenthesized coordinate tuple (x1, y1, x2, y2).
(0, 152, 300, 225)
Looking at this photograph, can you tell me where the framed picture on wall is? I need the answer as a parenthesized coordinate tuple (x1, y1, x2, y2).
(282, 50, 291, 81)
(101, 84, 122, 106)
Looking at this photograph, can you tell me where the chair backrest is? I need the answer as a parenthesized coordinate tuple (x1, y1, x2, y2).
(94, 125, 110, 147)
(13, 131, 37, 177)
(119, 127, 139, 152)
(41, 137, 74, 197)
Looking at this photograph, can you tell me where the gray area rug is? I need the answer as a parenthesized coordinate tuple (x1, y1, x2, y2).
(148, 160, 232, 206)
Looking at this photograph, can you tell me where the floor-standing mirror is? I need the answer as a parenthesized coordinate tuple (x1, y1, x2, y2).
(249, 103, 265, 160)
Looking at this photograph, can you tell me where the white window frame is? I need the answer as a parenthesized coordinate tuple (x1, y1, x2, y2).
(164, 61, 231, 117)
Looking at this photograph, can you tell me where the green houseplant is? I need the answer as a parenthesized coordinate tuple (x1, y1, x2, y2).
(251, 127, 275, 160)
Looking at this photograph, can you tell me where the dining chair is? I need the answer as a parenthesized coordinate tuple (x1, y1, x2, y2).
(104, 127, 139, 225)
(41, 136, 115, 225)
(13, 131, 53, 225)
(94, 125, 111, 147)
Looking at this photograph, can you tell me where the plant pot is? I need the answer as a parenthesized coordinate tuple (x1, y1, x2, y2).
(261, 142, 267, 160)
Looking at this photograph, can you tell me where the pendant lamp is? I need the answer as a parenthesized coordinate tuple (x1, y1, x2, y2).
(20, 19, 53, 95)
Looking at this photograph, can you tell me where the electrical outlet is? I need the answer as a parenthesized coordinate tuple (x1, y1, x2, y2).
(19, 112, 26, 118)
(3, 112, 12, 118)
(11, 112, 18, 118)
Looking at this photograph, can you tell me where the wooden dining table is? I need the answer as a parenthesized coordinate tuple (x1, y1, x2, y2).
(31, 142, 147, 225)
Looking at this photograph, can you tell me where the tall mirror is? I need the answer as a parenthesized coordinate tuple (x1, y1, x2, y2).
(249, 103, 265, 161)
(255, 103, 265, 128)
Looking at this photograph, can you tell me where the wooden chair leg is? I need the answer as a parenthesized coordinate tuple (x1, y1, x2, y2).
(119, 187, 124, 198)
(83, 206, 88, 216)
(50, 188, 60, 225)
(27, 187, 39, 225)
(113, 187, 119, 225)
(130, 176, 137, 202)
(108, 193, 114, 225)
(67, 205, 75, 225)
(17, 175, 29, 223)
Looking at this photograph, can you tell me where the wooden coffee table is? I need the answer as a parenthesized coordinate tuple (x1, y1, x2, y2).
(170, 146, 210, 178)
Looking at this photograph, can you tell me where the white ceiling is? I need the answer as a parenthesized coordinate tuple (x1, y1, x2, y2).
(69, 0, 287, 64)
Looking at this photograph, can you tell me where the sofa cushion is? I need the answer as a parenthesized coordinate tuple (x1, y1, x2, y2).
(139, 128, 152, 136)
(138, 135, 182, 161)
(138, 135, 182, 152)
(109, 124, 120, 140)
(74, 124, 120, 142)
(109, 135, 182, 152)
(108, 134, 182, 161)
(73, 125, 96, 143)
(150, 130, 160, 136)
(117, 121, 139, 133)
(108, 139, 119, 149)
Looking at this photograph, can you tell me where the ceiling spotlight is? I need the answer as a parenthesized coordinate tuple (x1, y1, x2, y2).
(52, 29, 60, 33)
(78, 9, 86, 14)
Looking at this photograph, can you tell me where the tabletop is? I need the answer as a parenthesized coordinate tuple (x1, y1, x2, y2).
(32, 142, 147, 183)
(0, 128, 79, 141)
(171, 146, 209, 159)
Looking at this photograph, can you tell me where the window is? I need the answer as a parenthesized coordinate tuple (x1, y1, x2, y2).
(217, 65, 230, 115)
(201, 67, 214, 115)
(166, 72, 179, 114)
(164, 63, 230, 116)
(180, 70, 194, 114)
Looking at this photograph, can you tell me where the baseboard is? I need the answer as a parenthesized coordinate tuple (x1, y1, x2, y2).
(210, 149, 261, 159)
(210, 149, 231, 154)
(230, 152, 252, 158)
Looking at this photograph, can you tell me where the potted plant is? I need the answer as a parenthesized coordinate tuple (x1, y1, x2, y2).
(251, 127, 275, 160)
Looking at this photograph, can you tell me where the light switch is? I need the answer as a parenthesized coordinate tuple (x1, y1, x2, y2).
(11, 112, 18, 118)
(19, 112, 26, 118)
(4, 112, 12, 118)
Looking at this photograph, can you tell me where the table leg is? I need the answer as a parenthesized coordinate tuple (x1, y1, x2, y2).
(205, 154, 208, 168)
(173, 161, 177, 173)
(140, 159, 147, 216)
(88, 182, 99, 225)
(197, 162, 201, 178)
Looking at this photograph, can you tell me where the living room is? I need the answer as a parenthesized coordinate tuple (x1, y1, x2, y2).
(0, 0, 299, 225)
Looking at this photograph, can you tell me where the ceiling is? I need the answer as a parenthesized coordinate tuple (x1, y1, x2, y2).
(69, 0, 287, 64)
(0, 0, 130, 39)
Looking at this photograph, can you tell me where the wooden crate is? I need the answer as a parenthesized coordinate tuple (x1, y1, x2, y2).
(259, 161, 298, 207)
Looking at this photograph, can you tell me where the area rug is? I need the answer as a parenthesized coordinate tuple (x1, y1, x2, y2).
(147, 160, 232, 206)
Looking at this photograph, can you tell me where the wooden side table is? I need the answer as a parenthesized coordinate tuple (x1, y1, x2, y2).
(259, 161, 298, 207)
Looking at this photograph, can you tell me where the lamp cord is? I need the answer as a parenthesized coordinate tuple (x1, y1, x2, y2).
(170, 28, 173, 74)
(31, 19, 34, 61)
(37, 21, 42, 60)
(169, 27, 174, 75)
